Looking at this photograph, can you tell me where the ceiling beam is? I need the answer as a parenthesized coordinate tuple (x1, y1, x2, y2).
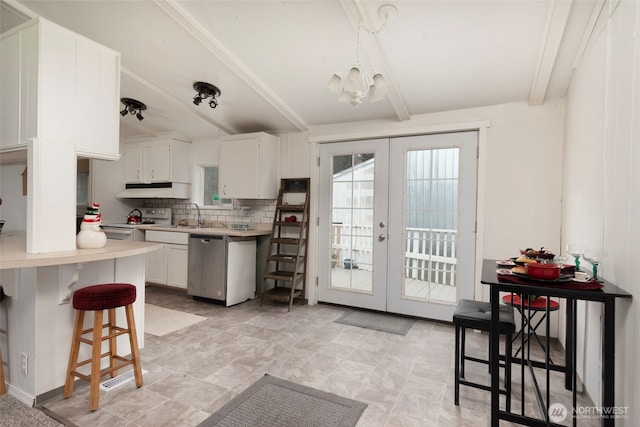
(153, 0, 309, 133)
(571, 0, 608, 70)
(529, 0, 574, 105)
(340, 0, 411, 121)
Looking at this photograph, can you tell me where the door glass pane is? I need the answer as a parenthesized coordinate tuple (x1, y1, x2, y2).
(403, 148, 459, 303)
(330, 153, 374, 293)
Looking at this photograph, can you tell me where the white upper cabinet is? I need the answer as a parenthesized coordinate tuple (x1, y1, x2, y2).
(0, 18, 120, 159)
(123, 145, 144, 183)
(219, 132, 279, 199)
(122, 135, 191, 184)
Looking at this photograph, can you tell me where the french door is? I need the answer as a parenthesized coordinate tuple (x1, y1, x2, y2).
(317, 132, 477, 321)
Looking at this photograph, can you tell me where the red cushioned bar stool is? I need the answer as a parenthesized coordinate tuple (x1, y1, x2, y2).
(502, 294, 560, 363)
(64, 283, 143, 410)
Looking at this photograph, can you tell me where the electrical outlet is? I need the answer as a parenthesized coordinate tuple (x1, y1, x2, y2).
(21, 353, 28, 375)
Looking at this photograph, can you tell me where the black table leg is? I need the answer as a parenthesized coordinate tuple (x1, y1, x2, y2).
(565, 298, 574, 390)
(490, 288, 500, 427)
(603, 298, 615, 427)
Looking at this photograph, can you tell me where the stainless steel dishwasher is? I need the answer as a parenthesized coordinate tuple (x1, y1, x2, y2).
(187, 235, 226, 301)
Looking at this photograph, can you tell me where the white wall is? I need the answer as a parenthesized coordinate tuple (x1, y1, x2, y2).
(305, 98, 565, 306)
(563, 1, 638, 422)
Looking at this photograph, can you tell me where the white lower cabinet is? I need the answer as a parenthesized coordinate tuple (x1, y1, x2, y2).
(145, 230, 189, 289)
(146, 243, 167, 285)
(167, 244, 188, 288)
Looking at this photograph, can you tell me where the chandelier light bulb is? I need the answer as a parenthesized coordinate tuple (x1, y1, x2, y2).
(326, 74, 342, 94)
(345, 67, 361, 91)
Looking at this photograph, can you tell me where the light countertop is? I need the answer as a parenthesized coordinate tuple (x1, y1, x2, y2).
(0, 231, 162, 269)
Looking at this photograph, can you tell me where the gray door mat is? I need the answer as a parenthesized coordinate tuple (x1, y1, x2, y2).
(334, 309, 416, 335)
(198, 374, 367, 427)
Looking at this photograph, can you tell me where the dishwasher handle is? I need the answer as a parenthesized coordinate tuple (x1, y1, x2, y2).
(192, 235, 224, 244)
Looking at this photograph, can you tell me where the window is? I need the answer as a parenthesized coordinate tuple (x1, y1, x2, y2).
(192, 165, 232, 206)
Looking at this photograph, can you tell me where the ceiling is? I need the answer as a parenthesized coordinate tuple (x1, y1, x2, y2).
(2, 0, 598, 141)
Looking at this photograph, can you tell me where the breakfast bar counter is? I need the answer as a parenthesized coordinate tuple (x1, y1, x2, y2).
(0, 231, 161, 406)
(0, 231, 161, 269)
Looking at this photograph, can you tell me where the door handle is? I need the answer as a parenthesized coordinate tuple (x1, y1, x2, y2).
(378, 234, 386, 242)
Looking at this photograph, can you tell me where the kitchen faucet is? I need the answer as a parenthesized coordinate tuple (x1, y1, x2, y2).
(187, 203, 205, 228)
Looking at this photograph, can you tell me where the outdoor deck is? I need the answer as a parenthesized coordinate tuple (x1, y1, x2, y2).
(329, 266, 456, 303)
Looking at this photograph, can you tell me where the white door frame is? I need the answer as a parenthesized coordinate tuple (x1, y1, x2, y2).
(309, 121, 490, 306)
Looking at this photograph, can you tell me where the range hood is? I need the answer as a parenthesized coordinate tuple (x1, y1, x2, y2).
(116, 182, 191, 199)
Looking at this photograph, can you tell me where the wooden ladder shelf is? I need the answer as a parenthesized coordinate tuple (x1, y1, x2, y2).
(260, 178, 310, 311)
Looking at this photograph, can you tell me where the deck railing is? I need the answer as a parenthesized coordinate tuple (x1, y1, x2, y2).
(404, 227, 457, 286)
(331, 224, 457, 286)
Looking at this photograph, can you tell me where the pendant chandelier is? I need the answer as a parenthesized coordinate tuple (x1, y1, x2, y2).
(326, 5, 397, 107)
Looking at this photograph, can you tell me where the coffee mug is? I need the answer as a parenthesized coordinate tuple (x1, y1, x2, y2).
(574, 271, 588, 281)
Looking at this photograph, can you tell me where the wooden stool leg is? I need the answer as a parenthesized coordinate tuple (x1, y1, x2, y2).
(0, 346, 6, 395)
(124, 304, 143, 388)
(108, 308, 117, 378)
(89, 310, 103, 411)
(64, 310, 85, 398)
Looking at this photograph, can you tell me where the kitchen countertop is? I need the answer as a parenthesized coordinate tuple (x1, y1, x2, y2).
(0, 231, 162, 269)
(139, 225, 272, 237)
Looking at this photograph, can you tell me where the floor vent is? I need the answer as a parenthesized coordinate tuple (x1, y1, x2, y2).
(100, 369, 148, 392)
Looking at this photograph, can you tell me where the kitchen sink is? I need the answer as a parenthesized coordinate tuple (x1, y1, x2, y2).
(165, 225, 198, 229)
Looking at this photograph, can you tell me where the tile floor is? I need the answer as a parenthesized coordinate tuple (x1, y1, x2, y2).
(43, 286, 597, 426)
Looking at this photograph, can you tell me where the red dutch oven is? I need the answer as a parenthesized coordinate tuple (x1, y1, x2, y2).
(526, 262, 561, 280)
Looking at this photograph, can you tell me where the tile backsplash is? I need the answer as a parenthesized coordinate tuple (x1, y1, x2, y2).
(143, 199, 276, 227)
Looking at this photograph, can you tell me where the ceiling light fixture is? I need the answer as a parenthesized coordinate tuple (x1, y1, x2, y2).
(120, 98, 146, 121)
(326, 5, 397, 107)
(193, 81, 221, 109)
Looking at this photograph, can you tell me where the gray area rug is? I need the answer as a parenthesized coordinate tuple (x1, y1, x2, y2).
(198, 374, 367, 427)
(0, 394, 69, 427)
(334, 310, 416, 335)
